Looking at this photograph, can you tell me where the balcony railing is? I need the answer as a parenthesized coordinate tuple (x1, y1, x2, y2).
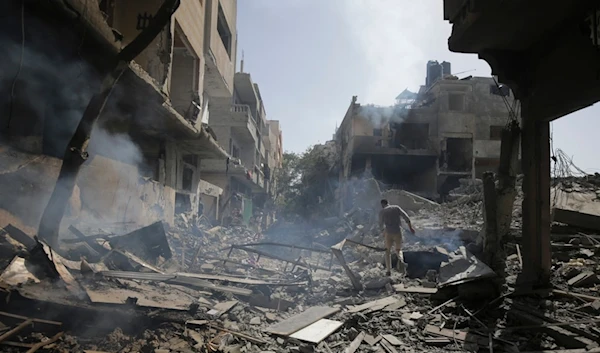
(231, 104, 258, 128)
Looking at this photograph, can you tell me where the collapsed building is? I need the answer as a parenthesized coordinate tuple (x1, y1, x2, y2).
(336, 61, 519, 210)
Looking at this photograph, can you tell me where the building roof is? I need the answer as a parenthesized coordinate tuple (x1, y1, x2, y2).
(395, 89, 418, 100)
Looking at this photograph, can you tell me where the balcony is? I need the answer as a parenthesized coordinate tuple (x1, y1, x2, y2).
(210, 103, 259, 144)
(350, 136, 438, 156)
(204, 0, 236, 97)
(201, 159, 264, 192)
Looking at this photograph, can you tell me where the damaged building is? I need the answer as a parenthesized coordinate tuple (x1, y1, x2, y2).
(0, 0, 246, 233)
(201, 70, 283, 225)
(336, 61, 519, 209)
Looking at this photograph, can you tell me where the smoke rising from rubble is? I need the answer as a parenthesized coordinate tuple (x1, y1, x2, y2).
(0, 21, 150, 234)
(360, 104, 409, 126)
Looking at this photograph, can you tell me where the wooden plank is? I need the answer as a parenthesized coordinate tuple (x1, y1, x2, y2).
(380, 339, 399, 353)
(394, 285, 437, 294)
(100, 270, 254, 296)
(177, 272, 306, 286)
(289, 319, 343, 343)
(0, 312, 61, 326)
(25, 332, 63, 353)
(331, 241, 363, 290)
(344, 331, 365, 353)
(168, 276, 253, 296)
(265, 306, 340, 336)
(382, 334, 403, 346)
(553, 289, 600, 302)
(383, 298, 407, 311)
(348, 296, 397, 313)
(508, 310, 593, 349)
(424, 325, 489, 346)
(212, 300, 238, 315)
(0, 319, 32, 343)
(41, 243, 83, 296)
(364, 334, 381, 346)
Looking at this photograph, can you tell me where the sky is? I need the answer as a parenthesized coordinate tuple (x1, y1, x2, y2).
(236, 0, 600, 173)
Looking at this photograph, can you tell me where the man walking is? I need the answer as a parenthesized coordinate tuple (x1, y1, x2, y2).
(379, 199, 415, 276)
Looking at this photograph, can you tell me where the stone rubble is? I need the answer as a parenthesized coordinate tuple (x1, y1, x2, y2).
(0, 176, 600, 352)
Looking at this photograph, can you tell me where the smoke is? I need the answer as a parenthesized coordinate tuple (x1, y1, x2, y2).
(360, 103, 409, 127)
(0, 10, 157, 235)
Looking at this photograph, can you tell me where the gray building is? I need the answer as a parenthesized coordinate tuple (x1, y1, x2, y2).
(336, 61, 518, 206)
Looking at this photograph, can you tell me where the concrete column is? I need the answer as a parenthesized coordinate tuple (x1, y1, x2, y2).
(518, 101, 551, 287)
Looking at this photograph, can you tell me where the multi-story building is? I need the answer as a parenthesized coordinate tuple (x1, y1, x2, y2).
(0, 0, 237, 232)
(201, 70, 277, 223)
(337, 60, 518, 210)
(265, 120, 284, 196)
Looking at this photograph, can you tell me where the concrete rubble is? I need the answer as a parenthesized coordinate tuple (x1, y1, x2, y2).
(0, 176, 600, 351)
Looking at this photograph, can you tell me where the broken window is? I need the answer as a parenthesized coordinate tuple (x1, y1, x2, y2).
(448, 93, 464, 111)
(373, 129, 383, 147)
(98, 0, 115, 25)
(490, 84, 510, 97)
(446, 138, 473, 172)
(182, 154, 198, 167)
(182, 167, 194, 192)
(175, 193, 192, 214)
(489, 126, 503, 140)
(231, 143, 240, 158)
(394, 123, 429, 150)
(217, 4, 232, 58)
(172, 24, 200, 121)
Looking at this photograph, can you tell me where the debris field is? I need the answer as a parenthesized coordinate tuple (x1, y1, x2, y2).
(0, 176, 600, 352)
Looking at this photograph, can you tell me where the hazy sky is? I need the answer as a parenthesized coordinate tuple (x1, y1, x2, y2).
(236, 0, 600, 173)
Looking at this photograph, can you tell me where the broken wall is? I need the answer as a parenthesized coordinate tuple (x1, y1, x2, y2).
(204, 0, 237, 96)
(111, 0, 172, 88)
(199, 179, 223, 221)
(0, 147, 175, 234)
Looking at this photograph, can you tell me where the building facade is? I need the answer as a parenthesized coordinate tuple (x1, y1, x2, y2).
(0, 0, 237, 233)
(337, 61, 518, 211)
(201, 71, 283, 224)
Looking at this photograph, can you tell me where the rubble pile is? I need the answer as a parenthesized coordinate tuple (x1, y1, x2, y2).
(1, 175, 600, 351)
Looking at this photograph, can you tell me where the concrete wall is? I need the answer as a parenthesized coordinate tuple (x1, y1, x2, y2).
(474, 140, 502, 159)
(0, 148, 175, 236)
(174, 0, 207, 62)
(199, 179, 222, 221)
(204, 0, 237, 96)
(112, 0, 170, 87)
(433, 77, 518, 171)
(171, 47, 196, 117)
(171, 0, 208, 106)
(111, 0, 211, 95)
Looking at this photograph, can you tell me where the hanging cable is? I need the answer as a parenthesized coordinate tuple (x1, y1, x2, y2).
(8, 0, 25, 129)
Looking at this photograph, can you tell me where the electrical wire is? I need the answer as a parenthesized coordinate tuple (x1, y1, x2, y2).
(492, 76, 519, 126)
(8, 0, 25, 129)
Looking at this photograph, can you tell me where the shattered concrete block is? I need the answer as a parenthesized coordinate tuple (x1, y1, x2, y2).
(250, 317, 261, 325)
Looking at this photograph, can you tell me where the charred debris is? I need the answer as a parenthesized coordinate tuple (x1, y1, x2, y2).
(0, 167, 600, 352)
